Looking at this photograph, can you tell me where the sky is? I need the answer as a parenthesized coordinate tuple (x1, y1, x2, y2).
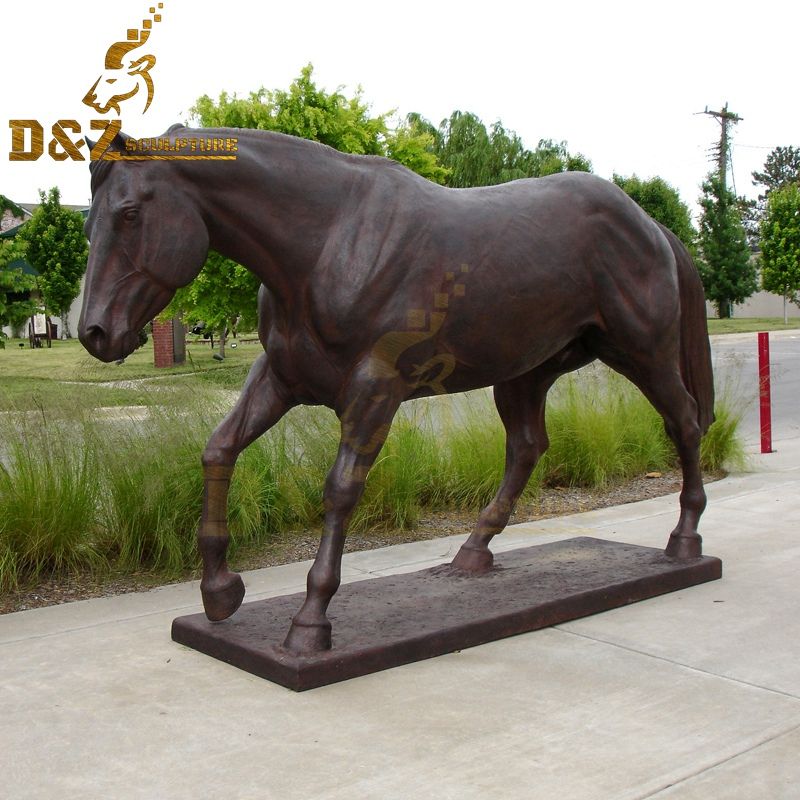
(2, 0, 798, 221)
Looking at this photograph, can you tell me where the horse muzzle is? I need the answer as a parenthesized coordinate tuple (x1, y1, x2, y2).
(78, 322, 139, 363)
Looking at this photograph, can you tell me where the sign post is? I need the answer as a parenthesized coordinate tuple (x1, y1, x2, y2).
(758, 332, 773, 454)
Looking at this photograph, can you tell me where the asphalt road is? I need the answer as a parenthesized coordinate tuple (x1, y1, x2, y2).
(711, 330, 800, 447)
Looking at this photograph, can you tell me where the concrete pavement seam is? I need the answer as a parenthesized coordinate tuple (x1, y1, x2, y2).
(0, 603, 204, 646)
(553, 627, 800, 703)
(634, 721, 800, 800)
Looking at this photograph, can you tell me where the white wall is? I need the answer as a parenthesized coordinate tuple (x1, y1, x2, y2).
(706, 290, 800, 319)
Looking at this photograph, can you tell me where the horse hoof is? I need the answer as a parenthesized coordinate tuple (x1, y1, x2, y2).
(201, 571, 245, 621)
(283, 620, 332, 654)
(664, 533, 702, 560)
(451, 545, 494, 573)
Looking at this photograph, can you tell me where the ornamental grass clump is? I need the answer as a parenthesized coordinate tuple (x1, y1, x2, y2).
(0, 365, 745, 591)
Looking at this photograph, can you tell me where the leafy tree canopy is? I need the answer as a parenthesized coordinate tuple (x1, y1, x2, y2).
(0, 238, 37, 343)
(407, 110, 592, 188)
(191, 64, 447, 183)
(759, 183, 800, 320)
(17, 187, 87, 337)
(697, 174, 757, 318)
(613, 174, 696, 252)
(752, 145, 800, 200)
(162, 250, 260, 354)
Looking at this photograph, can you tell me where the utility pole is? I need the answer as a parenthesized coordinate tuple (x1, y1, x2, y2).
(699, 103, 750, 321)
(702, 102, 743, 192)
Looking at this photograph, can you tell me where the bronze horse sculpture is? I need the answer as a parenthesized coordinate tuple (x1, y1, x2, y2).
(79, 126, 714, 655)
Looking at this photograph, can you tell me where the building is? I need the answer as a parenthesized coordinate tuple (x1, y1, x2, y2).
(0, 195, 90, 339)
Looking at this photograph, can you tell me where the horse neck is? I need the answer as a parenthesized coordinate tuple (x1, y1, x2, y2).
(190, 132, 360, 295)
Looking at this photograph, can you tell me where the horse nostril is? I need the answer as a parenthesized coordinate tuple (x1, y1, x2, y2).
(82, 324, 107, 353)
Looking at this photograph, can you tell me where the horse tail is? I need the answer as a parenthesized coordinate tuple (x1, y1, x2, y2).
(658, 222, 715, 433)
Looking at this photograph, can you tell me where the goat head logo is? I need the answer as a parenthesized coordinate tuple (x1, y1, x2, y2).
(82, 4, 163, 116)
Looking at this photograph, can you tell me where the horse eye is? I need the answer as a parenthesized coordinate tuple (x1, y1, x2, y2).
(123, 209, 139, 222)
(107, 78, 117, 84)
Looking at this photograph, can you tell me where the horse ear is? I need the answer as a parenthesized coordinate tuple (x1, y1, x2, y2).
(109, 130, 131, 153)
(85, 137, 98, 172)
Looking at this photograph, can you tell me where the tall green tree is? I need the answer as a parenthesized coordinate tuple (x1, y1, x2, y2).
(613, 174, 696, 252)
(697, 174, 757, 318)
(431, 110, 494, 187)
(744, 145, 800, 250)
(759, 183, 800, 323)
(0, 238, 37, 346)
(193, 64, 384, 156)
(18, 187, 88, 338)
(163, 251, 260, 359)
(752, 145, 800, 200)
(529, 138, 592, 177)
(416, 110, 591, 188)
(192, 64, 446, 182)
(384, 118, 449, 185)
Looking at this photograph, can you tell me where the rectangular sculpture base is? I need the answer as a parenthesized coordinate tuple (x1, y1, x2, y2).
(172, 536, 722, 691)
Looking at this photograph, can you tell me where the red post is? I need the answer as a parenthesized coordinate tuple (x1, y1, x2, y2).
(152, 319, 176, 368)
(758, 332, 773, 454)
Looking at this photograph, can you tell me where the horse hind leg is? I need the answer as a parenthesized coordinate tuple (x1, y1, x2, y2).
(595, 346, 706, 559)
(659, 381, 706, 559)
(199, 353, 293, 621)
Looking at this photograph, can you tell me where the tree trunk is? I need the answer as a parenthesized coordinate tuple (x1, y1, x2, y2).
(61, 308, 72, 338)
(784, 295, 788, 325)
(217, 326, 227, 359)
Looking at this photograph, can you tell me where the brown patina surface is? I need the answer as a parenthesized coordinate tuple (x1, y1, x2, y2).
(79, 128, 714, 654)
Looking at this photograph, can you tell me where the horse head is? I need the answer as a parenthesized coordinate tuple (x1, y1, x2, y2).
(78, 129, 209, 362)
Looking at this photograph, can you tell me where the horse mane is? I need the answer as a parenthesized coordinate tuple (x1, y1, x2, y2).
(87, 124, 401, 197)
(214, 126, 398, 169)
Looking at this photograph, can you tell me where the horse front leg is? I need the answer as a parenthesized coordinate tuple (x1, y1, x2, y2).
(282, 384, 402, 654)
(199, 354, 293, 621)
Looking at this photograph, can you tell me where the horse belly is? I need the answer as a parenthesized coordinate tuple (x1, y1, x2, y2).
(433, 265, 597, 392)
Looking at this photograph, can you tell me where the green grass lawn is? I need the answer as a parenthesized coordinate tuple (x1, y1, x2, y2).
(0, 336, 261, 381)
(2, 320, 794, 407)
(706, 318, 800, 335)
(0, 336, 260, 407)
(5, 318, 797, 383)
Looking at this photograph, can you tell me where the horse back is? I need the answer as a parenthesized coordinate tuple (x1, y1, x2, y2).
(266, 169, 682, 402)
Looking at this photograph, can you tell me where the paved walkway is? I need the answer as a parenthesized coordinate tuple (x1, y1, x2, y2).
(2, 440, 799, 799)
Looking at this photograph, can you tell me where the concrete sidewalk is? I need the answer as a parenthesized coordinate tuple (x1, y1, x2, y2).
(2, 440, 798, 800)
